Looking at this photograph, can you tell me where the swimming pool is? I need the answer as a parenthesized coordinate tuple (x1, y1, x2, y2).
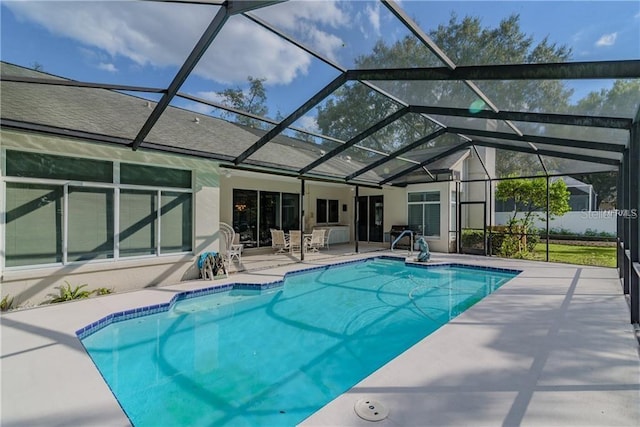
(79, 257, 519, 426)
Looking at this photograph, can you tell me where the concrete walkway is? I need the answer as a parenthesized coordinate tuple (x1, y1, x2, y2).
(1, 251, 638, 426)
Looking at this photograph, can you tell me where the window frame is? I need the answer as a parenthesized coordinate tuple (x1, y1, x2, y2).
(316, 198, 340, 225)
(2, 149, 194, 271)
(407, 190, 441, 238)
(232, 188, 300, 248)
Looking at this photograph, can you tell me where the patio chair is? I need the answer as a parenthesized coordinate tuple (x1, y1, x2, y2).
(229, 233, 243, 263)
(271, 229, 290, 253)
(220, 222, 243, 270)
(289, 230, 303, 253)
(322, 228, 332, 249)
(307, 229, 325, 252)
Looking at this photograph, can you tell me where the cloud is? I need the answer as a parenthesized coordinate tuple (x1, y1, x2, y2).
(196, 15, 311, 85)
(256, 0, 349, 30)
(365, 3, 381, 35)
(3, 0, 342, 85)
(98, 62, 118, 73)
(251, 1, 350, 62)
(194, 90, 225, 105)
(595, 32, 618, 47)
(571, 30, 585, 43)
(183, 101, 214, 115)
(296, 115, 320, 133)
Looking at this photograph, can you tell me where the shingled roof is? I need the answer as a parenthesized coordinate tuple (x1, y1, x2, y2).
(2, 61, 476, 186)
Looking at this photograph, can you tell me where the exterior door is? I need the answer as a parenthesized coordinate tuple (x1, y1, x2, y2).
(369, 195, 384, 242)
(357, 195, 384, 242)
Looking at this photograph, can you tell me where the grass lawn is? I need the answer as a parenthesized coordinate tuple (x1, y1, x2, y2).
(529, 243, 616, 267)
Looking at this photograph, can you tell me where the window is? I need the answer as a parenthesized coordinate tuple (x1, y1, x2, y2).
(121, 163, 191, 188)
(6, 150, 112, 182)
(408, 191, 440, 237)
(3, 150, 192, 268)
(259, 192, 280, 247)
(233, 189, 258, 248)
(450, 191, 457, 232)
(316, 198, 339, 224)
(233, 189, 299, 248)
(5, 183, 63, 267)
(161, 192, 193, 253)
(119, 189, 157, 257)
(282, 193, 300, 232)
(68, 187, 114, 262)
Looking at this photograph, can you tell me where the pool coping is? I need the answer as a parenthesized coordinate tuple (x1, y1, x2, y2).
(2, 252, 638, 427)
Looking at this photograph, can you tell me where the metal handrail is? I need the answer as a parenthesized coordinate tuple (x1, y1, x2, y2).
(391, 230, 414, 254)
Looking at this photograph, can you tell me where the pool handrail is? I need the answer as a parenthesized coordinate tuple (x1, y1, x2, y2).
(391, 229, 414, 254)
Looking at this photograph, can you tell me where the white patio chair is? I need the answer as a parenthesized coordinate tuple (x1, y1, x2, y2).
(220, 222, 242, 271)
(289, 230, 303, 253)
(322, 228, 332, 249)
(229, 233, 243, 263)
(271, 229, 290, 253)
(307, 229, 325, 252)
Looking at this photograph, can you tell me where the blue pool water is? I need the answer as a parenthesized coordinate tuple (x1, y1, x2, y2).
(81, 258, 518, 426)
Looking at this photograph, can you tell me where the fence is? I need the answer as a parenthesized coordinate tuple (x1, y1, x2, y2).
(494, 211, 616, 235)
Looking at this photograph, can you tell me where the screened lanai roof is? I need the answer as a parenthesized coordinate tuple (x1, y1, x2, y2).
(1, 0, 638, 187)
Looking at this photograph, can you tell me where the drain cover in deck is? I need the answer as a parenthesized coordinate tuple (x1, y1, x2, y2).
(354, 398, 388, 421)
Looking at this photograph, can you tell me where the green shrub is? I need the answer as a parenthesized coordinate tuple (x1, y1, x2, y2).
(489, 233, 505, 255)
(525, 231, 540, 252)
(1, 294, 14, 312)
(93, 287, 114, 296)
(43, 282, 91, 304)
(500, 234, 522, 257)
(461, 229, 485, 248)
(584, 228, 598, 237)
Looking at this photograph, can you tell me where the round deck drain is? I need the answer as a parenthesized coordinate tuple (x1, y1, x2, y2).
(354, 398, 388, 421)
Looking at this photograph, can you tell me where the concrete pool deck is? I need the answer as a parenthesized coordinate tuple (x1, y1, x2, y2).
(1, 251, 639, 426)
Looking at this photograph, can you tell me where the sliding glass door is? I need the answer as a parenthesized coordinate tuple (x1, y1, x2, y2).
(232, 189, 300, 248)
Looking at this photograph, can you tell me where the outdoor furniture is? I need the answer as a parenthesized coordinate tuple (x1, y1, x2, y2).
(229, 233, 243, 263)
(289, 230, 303, 253)
(219, 222, 242, 271)
(271, 229, 290, 253)
(322, 228, 332, 249)
(307, 229, 325, 252)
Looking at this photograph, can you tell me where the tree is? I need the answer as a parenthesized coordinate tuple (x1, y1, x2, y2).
(570, 172, 616, 210)
(565, 80, 640, 208)
(496, 177, 570, 245)
(217, 76, 269, 129)
(315, 14, 573, 156)
(574, 79, 640, 119)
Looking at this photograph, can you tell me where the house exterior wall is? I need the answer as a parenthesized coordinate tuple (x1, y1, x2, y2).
(405, 181, 454, 253)
(219, 175, 421, 245)
(1, 130, 471, 308)
(1, 129, 221, 307)
(219, 173, 357, 241)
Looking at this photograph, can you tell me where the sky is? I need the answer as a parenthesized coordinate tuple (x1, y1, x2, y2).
(2, 0, 639, 132)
